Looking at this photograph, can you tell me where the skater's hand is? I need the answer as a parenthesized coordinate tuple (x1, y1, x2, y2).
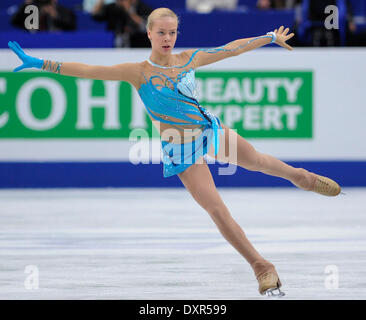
(272, 26, 295, 51)
(8, 41, 44, 72)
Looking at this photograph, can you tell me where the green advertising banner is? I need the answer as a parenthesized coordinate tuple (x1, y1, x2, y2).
(0, 72, 133, 138)
(197, 71, 313, 138)
(0, 71, 312, 139)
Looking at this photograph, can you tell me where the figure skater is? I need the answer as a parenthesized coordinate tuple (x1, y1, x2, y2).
(8, 7, 341, 296)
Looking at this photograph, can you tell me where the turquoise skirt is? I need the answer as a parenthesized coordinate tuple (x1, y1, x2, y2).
(161, 109, 222, 178)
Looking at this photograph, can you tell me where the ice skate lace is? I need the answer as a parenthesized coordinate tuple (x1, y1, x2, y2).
(315, 177, 332, 192)
(258, 272, 275, 281)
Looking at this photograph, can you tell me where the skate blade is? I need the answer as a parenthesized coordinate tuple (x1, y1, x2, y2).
(263, 287, 285, 297)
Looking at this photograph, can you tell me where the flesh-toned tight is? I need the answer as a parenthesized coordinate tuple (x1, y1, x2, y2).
(178, 124, 316, 276)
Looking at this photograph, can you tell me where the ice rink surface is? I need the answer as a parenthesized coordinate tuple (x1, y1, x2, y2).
(0, 187, 365, 300)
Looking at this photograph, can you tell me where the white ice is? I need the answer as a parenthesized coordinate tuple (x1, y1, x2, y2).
(0, 187, 365, 300)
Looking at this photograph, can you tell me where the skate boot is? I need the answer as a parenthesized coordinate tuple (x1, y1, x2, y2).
(311, 174, 341, 196)
(294, 169, 341, 197)
(252, 260, 285, 297)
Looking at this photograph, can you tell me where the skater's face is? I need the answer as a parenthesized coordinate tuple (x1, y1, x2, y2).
(148, 17, 178, 56)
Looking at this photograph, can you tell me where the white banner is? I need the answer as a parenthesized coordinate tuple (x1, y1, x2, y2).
(0, 48, 365, 161)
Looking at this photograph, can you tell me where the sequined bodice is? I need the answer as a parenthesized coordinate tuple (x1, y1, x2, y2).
(137, 57, 203, 131)
(176, 68, 198, 100)
(136, 53, 222, 155)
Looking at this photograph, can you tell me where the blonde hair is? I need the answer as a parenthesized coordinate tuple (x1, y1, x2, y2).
(146, 8, 179, 31)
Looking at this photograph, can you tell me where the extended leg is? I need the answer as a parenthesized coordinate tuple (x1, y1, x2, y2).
(178, 160, 283, 294)
(208, 124, 340, 196)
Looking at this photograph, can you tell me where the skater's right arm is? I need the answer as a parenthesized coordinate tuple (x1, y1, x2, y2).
(8, 41, 141, 87)
(59, 62, 140, 86)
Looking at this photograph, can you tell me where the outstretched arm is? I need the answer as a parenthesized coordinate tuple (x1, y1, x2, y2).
(8, 41, 141, 87)
(186, 26, 294, 68)
(59, 62, 140, 86)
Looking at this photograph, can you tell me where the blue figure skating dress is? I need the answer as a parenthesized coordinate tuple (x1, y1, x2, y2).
(137, 50, 224, 177)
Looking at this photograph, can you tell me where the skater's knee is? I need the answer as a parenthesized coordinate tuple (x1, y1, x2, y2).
(207, 205, 223, 217)
(207, 205, 230, 224)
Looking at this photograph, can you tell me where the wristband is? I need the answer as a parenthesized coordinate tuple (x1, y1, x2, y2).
(42, 60, 63, 74)
(266, 31, 277, 43)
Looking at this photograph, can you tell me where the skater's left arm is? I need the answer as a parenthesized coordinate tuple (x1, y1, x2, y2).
(186, 26, 294, 68)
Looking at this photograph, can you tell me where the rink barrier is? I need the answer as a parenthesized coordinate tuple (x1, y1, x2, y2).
(0, 161, 365, 188)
